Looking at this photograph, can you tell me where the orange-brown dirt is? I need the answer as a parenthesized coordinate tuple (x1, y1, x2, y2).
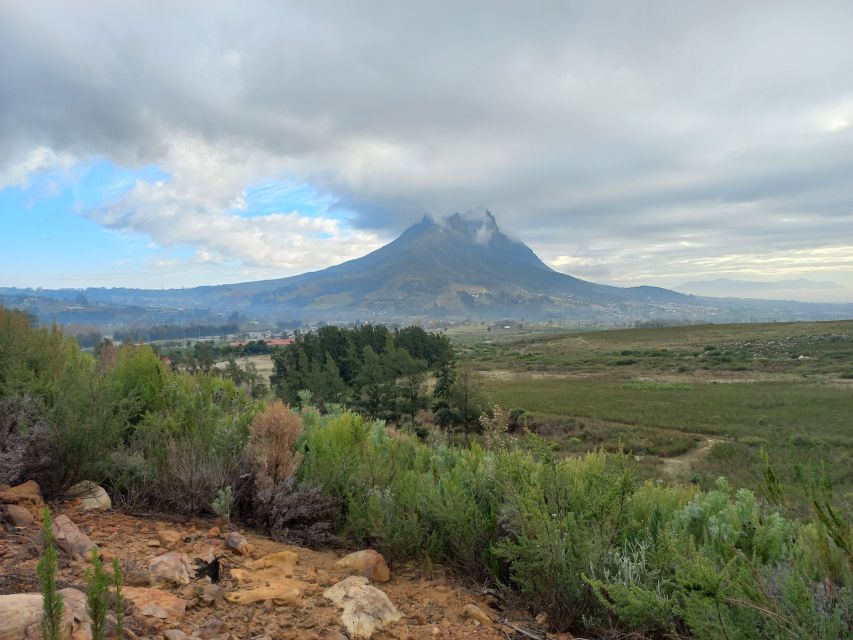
(0, 501, 563, 640)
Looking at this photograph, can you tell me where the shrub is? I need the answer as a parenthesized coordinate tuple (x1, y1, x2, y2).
(495, 449, 635, 630)
(266, 477, 341, 547)
(0, 394, 53, 486)
(212, 486, 233, 525)
(153, 437, 237, 515)
(248, 400, 304, 491)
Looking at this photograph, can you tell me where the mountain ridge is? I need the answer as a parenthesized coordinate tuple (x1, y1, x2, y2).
(3, 210, 853, 327)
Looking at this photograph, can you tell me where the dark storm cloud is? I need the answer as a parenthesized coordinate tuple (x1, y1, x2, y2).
(1, 0, 852, 294)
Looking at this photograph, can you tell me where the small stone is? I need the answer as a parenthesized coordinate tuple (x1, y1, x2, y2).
(334, 549, 391, 582)
(1, 504, 34, 527)
(125, 586, 188, 623)
(194, 618, 229, 640)
(51, 514, 96, 559)
(165, 630, 191, 640)
(6, 480, 44, 508)
(207, 526, 221, 539)
(224, 531, 251, 555)
(313, 569, 332, 586)
(158, 528, 183, 548)
(150, 551, 192, 586)
(125, 570, 152, 587)
(462, 603, 493, 626)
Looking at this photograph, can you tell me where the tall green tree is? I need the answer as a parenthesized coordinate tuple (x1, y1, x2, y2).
(432, 358, 456, 431)
(355, 346, 384, 418)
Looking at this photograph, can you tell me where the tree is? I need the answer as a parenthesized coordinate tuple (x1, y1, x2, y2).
(38, 509, 64, 640)
(449, 361, 485, 443)
(432, 357, 456, 431)
(355, 346, 384, 418)
(399, 361, 428, 428)
(312, 354, 348, 409)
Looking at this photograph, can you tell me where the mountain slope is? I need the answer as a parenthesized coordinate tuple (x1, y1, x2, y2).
(3, 210, 853, 326)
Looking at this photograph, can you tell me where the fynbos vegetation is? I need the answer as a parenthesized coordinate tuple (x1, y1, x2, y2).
(2, 306, 851, 638)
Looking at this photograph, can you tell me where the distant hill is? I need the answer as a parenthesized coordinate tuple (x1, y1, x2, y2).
(676, 277, 849, 302)
(3, 210, 853, 328)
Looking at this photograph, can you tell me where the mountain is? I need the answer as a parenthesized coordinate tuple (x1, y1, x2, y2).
(3, 209, 853, 327)
(676, 278, 848, 302)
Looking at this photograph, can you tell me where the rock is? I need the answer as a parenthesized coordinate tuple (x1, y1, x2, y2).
(51, 514, 96, 559)
(224, 531, 251, 555)
(124, 587, 188, 624)
(0, 481, 44, 517)
(334, 549, 391, 583)
(150, 551, 192, 586)
(206, 526, 221, 539)
(193, 618, 229, 640)
(125, 570, 153, 587)
(67, 481, 111, 511)
(199, 583, 225, 608)
(226, 549, 307, 605)
(461, 604, 493, 626)
(157, 529, 183, 549)
(2, 504, 34, 527)
(0, 587, 91, 640)
(226, 578, 310, 605)
(247, 549, 298, 572)
(7, 480, 43, 503)
(164, 631, 190, 640)
(324, 576, 402, 639)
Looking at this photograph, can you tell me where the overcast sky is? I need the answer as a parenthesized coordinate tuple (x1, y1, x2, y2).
(1, 1, 852, 301)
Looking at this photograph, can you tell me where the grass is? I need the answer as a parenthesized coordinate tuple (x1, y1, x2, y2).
(471, 320, 853, 509)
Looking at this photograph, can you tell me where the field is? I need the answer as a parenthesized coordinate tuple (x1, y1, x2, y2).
(465, 320, 853, 510)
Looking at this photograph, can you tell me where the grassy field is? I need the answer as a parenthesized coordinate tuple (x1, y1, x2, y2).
(466, 320, 853, 510)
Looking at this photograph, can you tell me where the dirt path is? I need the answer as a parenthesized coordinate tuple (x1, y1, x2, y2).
(660, 436, 727, 477)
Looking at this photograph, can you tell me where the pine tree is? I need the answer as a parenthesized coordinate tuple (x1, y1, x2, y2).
(38, 509, 64, 640)
(85, 548, 110, 640)
(432, 357, 456, 431)
(112, 558, 125, 640)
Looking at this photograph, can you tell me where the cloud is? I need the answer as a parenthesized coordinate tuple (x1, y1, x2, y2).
(1, 0, 852, 293)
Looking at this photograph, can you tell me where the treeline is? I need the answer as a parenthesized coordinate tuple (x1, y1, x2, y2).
(113, 322, 239, 343)
(271, 324, 473, 428)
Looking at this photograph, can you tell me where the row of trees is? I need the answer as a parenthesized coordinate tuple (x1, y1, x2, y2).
(113, 322, 239, 343)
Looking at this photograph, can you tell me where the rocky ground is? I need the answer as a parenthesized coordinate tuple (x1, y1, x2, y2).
(0, 481, 569, 640)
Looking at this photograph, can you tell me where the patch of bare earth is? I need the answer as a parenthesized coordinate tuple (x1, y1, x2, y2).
(1, 499, 561, 640)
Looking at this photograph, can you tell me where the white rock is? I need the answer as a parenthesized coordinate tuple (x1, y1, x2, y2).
(67, 481, 112, 510)
(324, 576, 402, 639)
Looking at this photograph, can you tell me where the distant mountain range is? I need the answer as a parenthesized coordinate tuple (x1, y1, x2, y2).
(3, 209, 853, 328)
(676, 277, 848, 302)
